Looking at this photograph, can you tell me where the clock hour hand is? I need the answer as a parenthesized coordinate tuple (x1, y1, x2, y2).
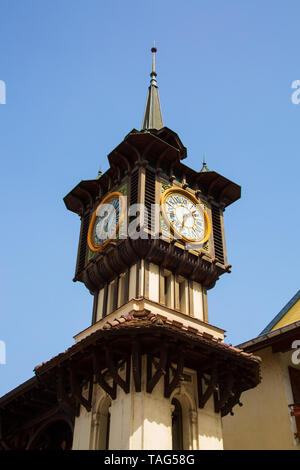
(99, 210, 109, 221)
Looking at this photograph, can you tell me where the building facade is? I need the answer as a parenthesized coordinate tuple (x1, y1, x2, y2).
(0, 49, 261, 451)
(223, 290, 300, 450)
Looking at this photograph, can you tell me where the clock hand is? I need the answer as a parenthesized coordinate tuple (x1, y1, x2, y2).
(99, 210, 109, 221)
(181, 212, 189, 228)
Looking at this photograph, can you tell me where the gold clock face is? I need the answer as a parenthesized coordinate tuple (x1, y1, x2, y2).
(87, 192, 125, 252)
(161, 188, 211, 244)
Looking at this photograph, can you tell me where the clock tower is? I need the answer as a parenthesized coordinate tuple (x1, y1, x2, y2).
(39, 47, 260, 450)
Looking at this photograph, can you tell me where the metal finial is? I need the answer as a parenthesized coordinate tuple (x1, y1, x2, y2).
(200, 154, 210, 173)
(150, 42, 157, 82)
(141, 44, 163, 130)
(96, 165, 102, 179)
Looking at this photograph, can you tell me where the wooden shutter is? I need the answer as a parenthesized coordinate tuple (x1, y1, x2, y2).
(77, 212, 90, 274)
(130, 169, 139, 207)
(145, 168, 156, 231)
(211, 205, 225, 265)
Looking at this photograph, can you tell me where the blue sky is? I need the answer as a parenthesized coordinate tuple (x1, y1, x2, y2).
(0, 0, 299, 396)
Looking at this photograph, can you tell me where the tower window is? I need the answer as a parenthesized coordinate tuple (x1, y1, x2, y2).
(77, 212, 90, 275)
(164, 273, 172, 308)
(171, 398, 183, 450)
(95, 397, 111, 450)
(179, 280, 187, 314)
(118, 272, 129, 307)
(107, 280, 118, 315)
(211, 205, 225, 265)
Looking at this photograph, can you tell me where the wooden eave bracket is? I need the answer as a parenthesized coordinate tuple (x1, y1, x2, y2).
(164, 349, 185, 398)
(69, 366, 92, 413)
(104, 346, 131, 394)
(220, 390, 243, 417)
(56, 368, 79, 417)
(132, 340, 142, 393)
(147, 345, 168, 394)
(92, 346, 131, 399)
(92, 349, 116, 400)
(198, 359, 218, 408)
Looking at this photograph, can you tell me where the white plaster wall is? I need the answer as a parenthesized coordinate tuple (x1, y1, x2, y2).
(198, 395, 223, 450)
(148, 263, 159, 303)
(192, 282, 203, 321)
(109, 357, 172, 450)
(129, 265, 137, 300)
(96, 288, 104, 322)
(72, 405, 93, 450)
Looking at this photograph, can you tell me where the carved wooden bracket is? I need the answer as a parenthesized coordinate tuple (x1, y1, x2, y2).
(132, 340, 142, 393)
(215, 372, 235, 413)
(56, 368, 79, 417)
(104, 347, 131, 394)
(221, 390, 242, 417)
(147, 345, 168, 393)
(92, 349, 116, 400)
(164, 349, 185, 398)
(69, 366, 92, 413)
(198, 359, 218, 408)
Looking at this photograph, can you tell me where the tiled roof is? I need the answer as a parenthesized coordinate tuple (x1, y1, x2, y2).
(34, 309, 260, 374)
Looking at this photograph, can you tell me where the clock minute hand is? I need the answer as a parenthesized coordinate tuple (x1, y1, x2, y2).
(181, 212, 188, 228)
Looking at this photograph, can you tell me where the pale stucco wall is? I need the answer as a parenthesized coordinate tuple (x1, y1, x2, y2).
(222, 346, 300, 450)
(72, 358, 224, 450)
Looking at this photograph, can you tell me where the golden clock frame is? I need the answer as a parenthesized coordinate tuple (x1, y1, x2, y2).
(160, 187, 211, 245)
(87, 191, 126, 252)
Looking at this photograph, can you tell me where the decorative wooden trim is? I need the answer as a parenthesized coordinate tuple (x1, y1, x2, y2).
(102, 284, 108, 318)
(147, 345, 168, 394)
(69, 367, 92, 412)
(105, 347, 130, 394)
(56, 369, 78, 417)
(113, 277, 119, 312)
(92, 292, 98, 325)
(132, 340, 142, 393)
(164, 350, 185, 398)
(221, 390, 242, 417)
(198, 360, 218, 408)
(92, 349, 116, 400)
(214, 372, 234, 413)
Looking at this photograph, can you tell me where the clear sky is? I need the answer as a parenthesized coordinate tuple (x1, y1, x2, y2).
(0, 0, 299, 397)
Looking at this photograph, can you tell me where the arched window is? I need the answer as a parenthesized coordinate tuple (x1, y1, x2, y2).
(171, 398, 183, 450)
(95, 396, 111, 450)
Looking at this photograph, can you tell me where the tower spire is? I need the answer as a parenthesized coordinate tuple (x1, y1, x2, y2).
(141, 44, 163, 130)
(200, 154, 210, 173)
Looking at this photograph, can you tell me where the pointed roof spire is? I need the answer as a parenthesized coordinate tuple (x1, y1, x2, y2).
(200, 154, 210, 173)
(142, 44, 164, 130)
